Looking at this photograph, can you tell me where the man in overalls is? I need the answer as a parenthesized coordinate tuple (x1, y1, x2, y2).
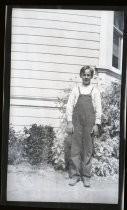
(66, 65, 102, 187)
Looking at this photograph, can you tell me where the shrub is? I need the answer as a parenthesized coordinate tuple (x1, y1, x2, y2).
(51, 121, 69, 170)
(52, 82, 121, 176)
(51, 89, 70, 170)
(8, 126, 26, 165)
(101, 82, 121, 138)
(92, 137, 119, 176)
(23, 124, 56, 165)
(91, 82, 120, 176)
(8, 124, 56, 166)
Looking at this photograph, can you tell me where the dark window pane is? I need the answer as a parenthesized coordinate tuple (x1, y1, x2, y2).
(112, 29, 121, 69)
(113, 31, 119, 57)
(112, 55, 118, 69)
(114, 11, 124, 32)
(113, 32, 119, 45)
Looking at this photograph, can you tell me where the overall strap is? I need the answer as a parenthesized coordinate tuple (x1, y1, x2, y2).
(90, 86, 94, 95)
(78, 86, 81, 95)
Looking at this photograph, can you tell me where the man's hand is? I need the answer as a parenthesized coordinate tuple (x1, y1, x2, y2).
(91, 124, 99, 137)
(66, 121, 74, 134)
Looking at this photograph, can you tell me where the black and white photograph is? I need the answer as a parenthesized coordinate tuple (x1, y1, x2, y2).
(3, 6, 125, 205)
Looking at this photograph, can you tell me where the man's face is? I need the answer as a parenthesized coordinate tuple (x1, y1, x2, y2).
(81, 69, 92, 86)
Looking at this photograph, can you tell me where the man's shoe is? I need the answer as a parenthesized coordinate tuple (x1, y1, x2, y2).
(83, 176, 91, 187)
(69, 176, 80, 186)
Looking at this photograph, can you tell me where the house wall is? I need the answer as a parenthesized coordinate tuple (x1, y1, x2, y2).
(10, 8, 102, 131)
(10, 8, 116, 132)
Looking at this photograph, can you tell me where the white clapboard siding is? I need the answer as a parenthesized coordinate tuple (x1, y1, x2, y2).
(10, 98, 59, 108)
(12, 18, 100, 33)
(11, 44, 99, 58)
(12, 27, 100, 41)
(12, 9, 101, 25)
(10, 106, 63, 118)
(10, 77, 97, 93)
(16, 9, 101, 17)
(10, 87, 73, 99)
(11, 52, 98, 66)
(10, 78, 78, 90)
(12, 35, 100, 50)
(10, 116, 61, 128)
(11, 69, 86, 82)
(10, 8, 101, 131)
(11, 61, 91, 74)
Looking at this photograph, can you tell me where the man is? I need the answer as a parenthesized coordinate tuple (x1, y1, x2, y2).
(66, 65, 102, 187)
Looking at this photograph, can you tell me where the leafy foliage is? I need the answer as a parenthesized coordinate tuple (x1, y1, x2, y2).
(23, 124, 56, 165)
(8, 124, 55, 166)
(8, 126, 26, 165)
(91, 82, 120, 176)
(92, 137, 119, 176)
(101, 82, 121, 138)
(51, 88, 71, 170)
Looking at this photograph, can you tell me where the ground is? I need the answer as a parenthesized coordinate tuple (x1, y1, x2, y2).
(7, 164, 118, 204)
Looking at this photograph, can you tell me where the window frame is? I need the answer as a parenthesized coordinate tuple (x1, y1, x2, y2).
(112, 15, 123, 71)
(99, 11, 123, 74)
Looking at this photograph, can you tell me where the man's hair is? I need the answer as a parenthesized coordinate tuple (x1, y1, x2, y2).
(80, 65, 94, 78)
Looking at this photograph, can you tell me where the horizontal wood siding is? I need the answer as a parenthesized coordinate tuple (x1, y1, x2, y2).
(10, 8, 101, 131)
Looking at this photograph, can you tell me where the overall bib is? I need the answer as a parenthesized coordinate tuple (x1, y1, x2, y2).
(70, 86, 95, 178)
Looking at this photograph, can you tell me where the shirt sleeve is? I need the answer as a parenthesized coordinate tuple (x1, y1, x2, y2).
(93, 87, 102, 125)
(66, 87, 78, 122)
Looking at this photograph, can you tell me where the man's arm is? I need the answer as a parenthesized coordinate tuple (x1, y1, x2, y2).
(66, 87, 77, 122)
(92, 87, 102, 136)
(94, 87, 102, 125)
(66, 87, 77, 134)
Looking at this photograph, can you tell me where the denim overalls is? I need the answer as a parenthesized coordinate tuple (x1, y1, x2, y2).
(70, 86, 95, 178)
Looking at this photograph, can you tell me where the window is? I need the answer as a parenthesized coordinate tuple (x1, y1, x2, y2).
(112, 11, 124, 70)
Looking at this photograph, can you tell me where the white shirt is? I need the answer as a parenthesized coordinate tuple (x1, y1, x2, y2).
(66, 84, 102, 124)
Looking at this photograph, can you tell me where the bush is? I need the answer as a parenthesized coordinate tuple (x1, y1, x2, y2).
(23, 124, 56, 165)
(91, 82, 120, 176)
(92, 137, 119, 176)
(101, 82, 121, 138)
(52, 82, 121, 176)
(8, 124, 56, 166)
(51, 88, 70, 170)
(8, 126, 26, 165)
